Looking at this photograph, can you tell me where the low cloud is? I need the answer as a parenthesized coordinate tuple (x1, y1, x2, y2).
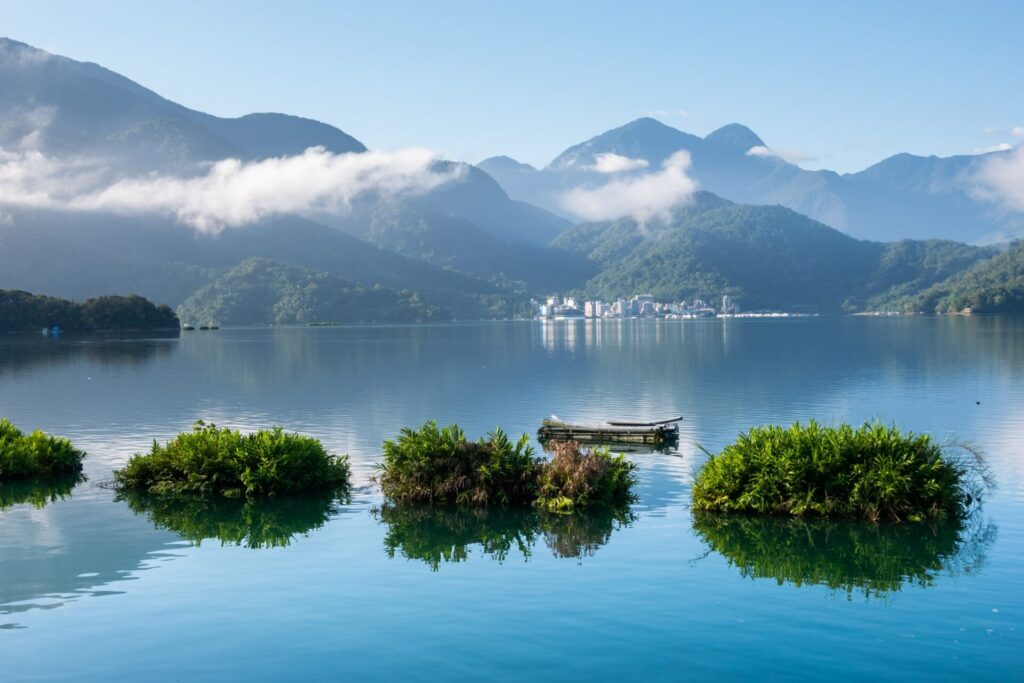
(1014, 127, 1024, 138)
(0, 146, 463, 232)
(560, 150, 697, 223)
(974, 144, 1024, 213)
(746, 145, 815, 165)
(589, 153, 649, 174)
(973, 143, 1013, 155)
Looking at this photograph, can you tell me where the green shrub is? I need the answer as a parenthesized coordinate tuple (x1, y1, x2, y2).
(376, 422, 542, 506)
(534, 440, 638, 513)
(0, 419, 86, 480)
(692, 513, 996, 598)
(113, 421, 350, 497)
(692, 421, 990, 521)
(118, 489, 344, 549)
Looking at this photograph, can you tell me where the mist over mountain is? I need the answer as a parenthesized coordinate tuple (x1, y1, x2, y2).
(481, 117, 1023, 244)
(1, 35, 1021, 323)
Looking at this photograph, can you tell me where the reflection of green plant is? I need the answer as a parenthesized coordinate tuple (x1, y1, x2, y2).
(374, 502, 635, 570)
(114, 421, 350, 497)
(0, 472, 85, 511)
(118, 489, 347, 549)
(0, 419, 85, 480)
(693, 421, 990, 521)
(377, 422, 542, 506)
(692, 513, 996, 598)
(535, 441, 637, 513)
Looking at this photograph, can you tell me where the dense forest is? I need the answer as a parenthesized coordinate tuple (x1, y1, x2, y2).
(553, 193, 993, 312)
(874, 241, 1024, 314)
(0, 291, 180, 333)
(175, 258, 449, 326)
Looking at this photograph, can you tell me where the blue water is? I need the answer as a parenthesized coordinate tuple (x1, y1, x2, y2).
(1, 318, 1022, 680)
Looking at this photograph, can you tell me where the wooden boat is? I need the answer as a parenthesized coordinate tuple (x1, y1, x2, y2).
(538, 415, 682, 446)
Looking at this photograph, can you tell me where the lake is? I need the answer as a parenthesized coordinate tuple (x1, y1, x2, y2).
(1, 317, 1022, 680)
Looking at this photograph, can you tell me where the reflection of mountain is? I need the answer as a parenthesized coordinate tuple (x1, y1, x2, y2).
(374, 503, 634, 570)
(692, 513, 996, 598)
(0, 333, 177, 379)
(118, 490, 348, 549)
(0, 494, 179, 626)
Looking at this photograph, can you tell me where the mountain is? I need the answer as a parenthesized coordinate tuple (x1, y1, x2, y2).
(0, 208, 532, 319)
(873, 241, 1024, 314)
(481, 118, 1023, 244)
(554, 192, 992, 312)
(176, 258, 445, 325)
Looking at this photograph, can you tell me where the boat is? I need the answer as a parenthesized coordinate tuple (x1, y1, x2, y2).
(538, 415, 682, 446)
(182, 324, 195, 331)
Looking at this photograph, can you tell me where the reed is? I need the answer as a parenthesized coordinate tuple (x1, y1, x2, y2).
(113, 420, 350, 497)
(0, 418, 85, 480)
(534, 440, 637, 513)
(692, 420, 991, 521)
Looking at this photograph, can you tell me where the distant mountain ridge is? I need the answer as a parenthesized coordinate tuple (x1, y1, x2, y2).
(480, 117, 1022, 244)
(554, 191, 993, 312)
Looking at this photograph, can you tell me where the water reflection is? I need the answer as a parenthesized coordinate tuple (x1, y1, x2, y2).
(118, 490, 350, 549)
(0, 332, 177, 379)
(692, 513, 997, 598)
(374, 503, 635, 570)
(0, 473, 85, 511)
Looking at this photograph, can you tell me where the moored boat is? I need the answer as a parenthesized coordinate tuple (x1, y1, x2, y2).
(538, 415, 682, 446)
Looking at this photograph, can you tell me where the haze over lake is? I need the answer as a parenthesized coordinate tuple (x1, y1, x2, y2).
(1, 318, 1021, 680)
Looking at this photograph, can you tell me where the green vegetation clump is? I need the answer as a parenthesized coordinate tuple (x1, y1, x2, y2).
(692, 421, 988, 521)
(376, 422, 541, 506)
(118, 489, 344, 549)
(376, 424, 639, 510)
(113, 421, 350, 497)
(692, 513, 996, 598)
(0, 290, 179, 333)
(534, 440, 637, 513)
(0, 419, 86, 480)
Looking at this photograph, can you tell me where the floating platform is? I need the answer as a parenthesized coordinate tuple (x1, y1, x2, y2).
(538, 415, 682, 446)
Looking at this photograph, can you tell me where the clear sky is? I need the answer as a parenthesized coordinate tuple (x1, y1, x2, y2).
(2, 0, 1021, 172)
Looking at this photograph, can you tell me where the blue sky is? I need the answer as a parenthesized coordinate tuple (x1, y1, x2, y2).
(2, 0, 1021, 172)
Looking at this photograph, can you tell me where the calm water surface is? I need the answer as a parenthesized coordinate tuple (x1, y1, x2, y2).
(1, 318, 1022, 681)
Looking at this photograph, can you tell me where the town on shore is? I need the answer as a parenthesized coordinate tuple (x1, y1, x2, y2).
(535, 294, 811, 320)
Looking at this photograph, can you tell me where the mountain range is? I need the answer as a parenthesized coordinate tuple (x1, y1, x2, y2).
(479, 117, 1023, 245)
(1, 36, 1022, 322)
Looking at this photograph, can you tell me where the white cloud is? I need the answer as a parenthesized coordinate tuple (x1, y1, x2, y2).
(589, 152, 649, 174)
(973, 143, 1013, 155)
(560, 150, 697, 223)
(0, 146, 463, 233)
(746, 145, 815, 165)
(1013, 127, 1024, 138)
(974, 144, 1024, 213)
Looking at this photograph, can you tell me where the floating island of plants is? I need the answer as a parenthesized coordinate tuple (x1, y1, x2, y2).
(113, 421, 351, 498)
(0, 418, 86, 481)
(692, 420, 992, 522)
(374, 421, 637, 511)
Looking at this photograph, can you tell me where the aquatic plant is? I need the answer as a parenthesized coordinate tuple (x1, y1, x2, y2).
(692, 513, 996, 598)
(0, 419, 86, 480)
(691, 421, 990, 521)
(0, 472, 85, 511)
(374, 502, 635, 570)
(118, 489, 345, 549)
(376, 422, 542, 506)
(534, 440, 637, 513)
(113, 421, 350, 497)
